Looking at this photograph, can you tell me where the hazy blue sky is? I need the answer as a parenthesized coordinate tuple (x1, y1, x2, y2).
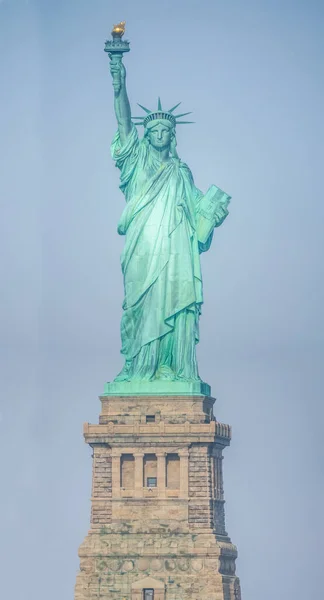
(1, 0, 324, 598)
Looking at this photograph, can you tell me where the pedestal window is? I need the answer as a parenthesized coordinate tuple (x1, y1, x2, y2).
(131, 577, 165, 600)
(143, 454, 157, 487)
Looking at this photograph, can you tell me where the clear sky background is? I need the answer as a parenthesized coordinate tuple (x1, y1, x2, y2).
(1, 0, 324, 598)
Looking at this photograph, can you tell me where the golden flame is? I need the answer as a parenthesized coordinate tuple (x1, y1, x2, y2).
(112, 21, 126, 37)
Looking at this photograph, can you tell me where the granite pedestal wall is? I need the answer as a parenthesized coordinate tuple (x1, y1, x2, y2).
(74, 394, 242, 600)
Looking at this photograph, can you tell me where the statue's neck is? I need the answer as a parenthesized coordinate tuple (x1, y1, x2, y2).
(149, 146, 171, 163)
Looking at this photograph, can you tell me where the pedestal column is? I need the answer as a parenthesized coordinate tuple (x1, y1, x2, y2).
(179, 448, 189, 498)
(156, 451, 166, 498)
(134, 452, 144, 498)
(111, 449, 121, 498)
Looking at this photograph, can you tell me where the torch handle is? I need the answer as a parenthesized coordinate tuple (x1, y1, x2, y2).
(109, 53, 123, 94)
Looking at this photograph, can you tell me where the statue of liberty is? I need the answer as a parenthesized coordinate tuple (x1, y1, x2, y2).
(107, 26, 230, 386)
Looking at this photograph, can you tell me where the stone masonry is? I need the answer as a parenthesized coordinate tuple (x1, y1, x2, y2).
(74, 395, 242, 600)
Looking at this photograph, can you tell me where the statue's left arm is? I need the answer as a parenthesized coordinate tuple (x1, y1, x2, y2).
(194, 185, 229, 253)
(180, 162, 229, 252)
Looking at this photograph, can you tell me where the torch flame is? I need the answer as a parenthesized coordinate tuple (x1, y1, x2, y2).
(112, 21, 126, 37)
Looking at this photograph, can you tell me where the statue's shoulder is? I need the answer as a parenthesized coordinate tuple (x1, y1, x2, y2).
(179, 160, 194, 182)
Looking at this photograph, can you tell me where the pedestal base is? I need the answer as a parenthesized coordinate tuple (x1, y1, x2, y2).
(75, 393, 242, 600)
(75, 530, 241, 600)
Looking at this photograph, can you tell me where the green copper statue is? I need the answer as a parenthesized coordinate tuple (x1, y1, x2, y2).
(105, 23, 230, 389)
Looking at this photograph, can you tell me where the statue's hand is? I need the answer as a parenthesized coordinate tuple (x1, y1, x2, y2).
(109, 57, 126, 84)
(214, 205, 229, 227)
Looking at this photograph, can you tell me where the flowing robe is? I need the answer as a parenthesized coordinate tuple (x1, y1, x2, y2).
(111, 125, 213, 381)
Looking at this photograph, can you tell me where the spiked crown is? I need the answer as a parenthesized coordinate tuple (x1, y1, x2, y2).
(132, 98, 194, 128)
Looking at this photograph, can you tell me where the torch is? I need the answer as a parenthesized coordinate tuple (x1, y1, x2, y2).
(104, 21, 130, 94)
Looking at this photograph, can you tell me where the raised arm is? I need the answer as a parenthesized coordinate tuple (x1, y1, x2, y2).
(109, 58, 132, 146)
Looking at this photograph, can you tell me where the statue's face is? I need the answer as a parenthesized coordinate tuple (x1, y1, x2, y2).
(146, 121, 173, 151)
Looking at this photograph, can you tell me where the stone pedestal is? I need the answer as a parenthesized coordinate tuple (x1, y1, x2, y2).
(74, 394, 242, 600)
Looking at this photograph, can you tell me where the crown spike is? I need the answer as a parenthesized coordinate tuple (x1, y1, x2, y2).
(157, 97, 162, 110)
(137, 103, 151, 114)
(176, 121, 195, 124)
(168, 102, 182, 113)
(174, 112, 192, 119)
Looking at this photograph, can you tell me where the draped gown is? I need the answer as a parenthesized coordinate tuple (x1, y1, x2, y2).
(111, 125, 213, 381)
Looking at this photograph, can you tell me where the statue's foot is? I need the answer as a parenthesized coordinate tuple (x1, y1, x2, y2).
(155, 365, 176, 381)
(114, 361, 132, 382)
(175, 374, 202, 382)
(114, 373, 130, 382)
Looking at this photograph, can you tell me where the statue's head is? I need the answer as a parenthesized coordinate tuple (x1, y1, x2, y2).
(132, 99, 193, 158)
(145, 119, 175, 154)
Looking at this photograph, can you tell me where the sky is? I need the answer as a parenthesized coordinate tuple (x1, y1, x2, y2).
(0, 0, 324, 598)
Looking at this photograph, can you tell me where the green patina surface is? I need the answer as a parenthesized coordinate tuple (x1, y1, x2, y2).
(105, 30, 230, 396)
(103, 380, 211, 397)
